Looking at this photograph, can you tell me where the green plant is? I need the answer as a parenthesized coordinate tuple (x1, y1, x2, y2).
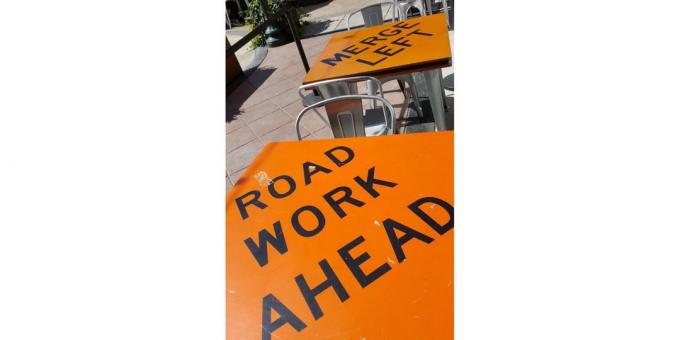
(246, 0, 308, 48)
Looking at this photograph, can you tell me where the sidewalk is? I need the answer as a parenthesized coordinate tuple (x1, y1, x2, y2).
(227, 0, 450, 38)
(300, 0, 387, 37)
(226, 0, 399, 38)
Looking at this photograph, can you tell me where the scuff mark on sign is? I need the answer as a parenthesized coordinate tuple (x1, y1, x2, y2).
(411, 289, 428, 304)
(254, 171, 274, 186)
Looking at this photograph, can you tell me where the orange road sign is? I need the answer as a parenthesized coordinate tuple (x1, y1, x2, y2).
(227, 131, 454, 340)
(303, 13, 452, 84)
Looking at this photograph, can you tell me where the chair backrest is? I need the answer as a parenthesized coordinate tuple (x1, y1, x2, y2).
(298, 75, 385, 101)
(393, 0, 424, 20)
(298, 76, 385, 135)
(346, 2, 395, 31)
(295, 94, 396, 140)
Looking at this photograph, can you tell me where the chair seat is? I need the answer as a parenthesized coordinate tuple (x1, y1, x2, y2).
(301, 92, 324, 106)
(363, 107, 391, 136)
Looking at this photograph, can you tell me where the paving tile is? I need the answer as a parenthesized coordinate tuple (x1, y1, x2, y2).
(260, 123, 310, 145)
(281, 100, 305, 119)
(226, 177, 233, 193)
(240, 99, 280, 123)
(248, 110, 292, 136)
(240, 90, 273, 109)
(229, 167, 249, 186)
(269, 87, 302, 109)
(383, 89, 408, 119)
(267, 79, 302, 98)
(227, 81, 256, 110)
(226, 125, 257, 153)
(245, 78, 300, 106)
(226, 116, 245, 133)
(226, 101, 243, 120)
(383, 89, 406, 106)
(312, 126, 335, 140)
(248, 69, 289, 91)
(240, 74, 294, 107)
(226, 139, 263, 175)
(382, 82, 403, 92)
(282, 63, 307, 75)
(245, 66, 278, 87)
(281, 70, 307, 85)
(304, 35, 332, 48)
(299, 108, 329, 132)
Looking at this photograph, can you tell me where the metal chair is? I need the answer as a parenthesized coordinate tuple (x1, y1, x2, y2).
(346, 2, 396, 29)
(345, 3, 424, 119)
(298, 76, 388, 137)
(393, 0, 423, 20)
(297, 75, 388, 129)
(418, 0, 451, 29)
(297, 88, 331, 130)
(295, 94, 397, 140)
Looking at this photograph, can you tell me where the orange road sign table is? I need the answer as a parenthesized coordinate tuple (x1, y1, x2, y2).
(302, 13, 453, 131)
(227, 131, 454, 340)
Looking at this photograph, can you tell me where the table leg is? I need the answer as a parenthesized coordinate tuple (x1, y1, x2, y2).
(366, 79, 377, 109)
(423, 69, 449, 131)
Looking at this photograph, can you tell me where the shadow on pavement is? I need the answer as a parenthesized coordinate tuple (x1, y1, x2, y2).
(226, 67, 276, 122)
(302, 19, 334, 37)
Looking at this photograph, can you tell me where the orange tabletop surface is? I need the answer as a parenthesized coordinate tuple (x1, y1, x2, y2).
(227, 131, 454, 340)
(303, 13, 452, 84)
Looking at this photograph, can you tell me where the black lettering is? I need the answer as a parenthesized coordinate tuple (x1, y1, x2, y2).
(303, 161, 332, 185)
(356, 56, 387, 66)
(374, 45, 404, 57)
(360, 36, 388, 46)
(338, 236, 391, 288)
(324, 145, 354, 167)
(236, 190, 268, 220)
(383, 218, 434, 263)
(378, 28, 402, 37)
(391, 36, 412, 47)
(321, 53, 352, 66)
(291, 205, 326, 237)
(408, 196, 454, 235)
(267, 175, 296, 199)
(342, 44, 368, 55)
(393, 21, 419, 29)
(353, 166, 398, 198)
(244, 221, 288, 267)
(294, 259, 350, 320)
(407, 28, 433, 37)
(323, 186, 365, 218)
(262, 293, 306, 340)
